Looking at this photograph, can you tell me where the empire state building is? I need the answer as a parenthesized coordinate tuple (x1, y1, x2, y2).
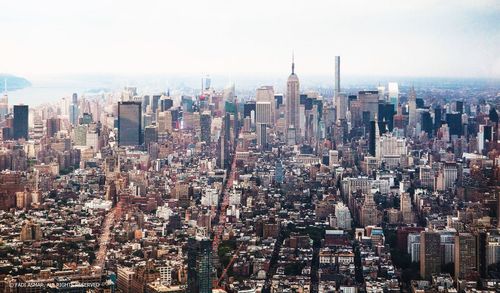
(286, 55, 300, 144)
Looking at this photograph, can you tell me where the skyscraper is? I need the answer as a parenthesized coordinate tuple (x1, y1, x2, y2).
(388, 82, 399, 106)
(0, 97, 7, 121)
(69, 93, 79, 125)
(454, 233, 477, 281)
(408, 86, 417, 129)
(334, 56, 340, 98)
(359, 91, 379, 121)
(275, 160, 284, 184)
(118, 101, 142, 146)
(200, 111, 211, 144)
(378, 102, 395, 132)
(420, 231, 441, 279)
(151, 95, 161, 114)
(46, 117, 61, 138)
(336, 93, 348, 122)
(13, 105, 28, 140)
(0, 82, 8, 121)
(256, 101, 272, 126)
(286, 55, 300, 144)
(334, 202, 352, 229)
(257, 123, 267, 150)
(187, 237, 212, 293)
(243, 101, 256, 119)
(144, 125, 158, 148)
(369, 120, 377, 156)
(400, 192, 413, 224)
(69, 104, 78, 126)
(446, 112, 463, 137)
(360, 193, 378, 226)
(256, 86, 275, 123)
(421, 111, 433, 137)
(160, 97, 173, 112)
(217, 113, 231, 169)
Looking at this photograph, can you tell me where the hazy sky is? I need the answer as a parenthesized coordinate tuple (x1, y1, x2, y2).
(2, 0, 499, 79)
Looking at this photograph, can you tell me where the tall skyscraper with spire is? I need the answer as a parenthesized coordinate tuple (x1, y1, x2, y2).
(286, 54, 300, 144)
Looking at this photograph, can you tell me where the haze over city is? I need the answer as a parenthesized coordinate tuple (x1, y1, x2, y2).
(2, 0, 500, 78)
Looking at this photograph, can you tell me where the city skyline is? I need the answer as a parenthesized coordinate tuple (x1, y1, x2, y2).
(1, 0, 499, 79)
(1, 1, 500, 292)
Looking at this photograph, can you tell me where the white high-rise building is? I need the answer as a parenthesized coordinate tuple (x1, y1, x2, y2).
(201, 188, 219, 207)
(377, 85, 386, 101)
(336, 93, 348, 122)
(256, 101, 272, 125)
(256, 86, 275, 124)
(419, 165, 435, 190)
(223, 82, 236, 103)
(334, 202, 352, 230)
(159, 265, 173, 286)
(486, 234, 500, 266)
(86, 131, 99, 150)
(436, 163, 458, 191)
(329, 150, 339, 167)
(376, 133, 408, 168)
(0, 89, 8, 121)
(407, 233, 421, 262)
(388, 82, 399, 106)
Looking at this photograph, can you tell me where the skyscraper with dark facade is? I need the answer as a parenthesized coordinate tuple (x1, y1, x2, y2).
(420, 231, 441, 279)
(46, 117, 61, 138)
(434, 106, 443, 134)
(69, 93, 79, 125)
(446, 112, 463, 137)
(118, 101, 142, 146)
(160, 98, 173, 112)
(69, 104, 79, 126)
(455, 101, 464, 114)
(243, 101, 256, 119)
(143, 125, 158, 148)
(369, 120, 376, 156)
(200, 111, 211, 144)
(275, 160, 284, 184)
(378, 102, 395, 132)
(187, 237, 212, 293)
(454, 233, 477, 281)
(142, 95, 150, 112)
(274, 94, 283, 109)
(421, 111, 433, 137)
(13, 105, 28, 140)
(151, 95, 161, 114)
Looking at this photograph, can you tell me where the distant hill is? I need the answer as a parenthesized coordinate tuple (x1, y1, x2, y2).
(0, 74, 31, 91)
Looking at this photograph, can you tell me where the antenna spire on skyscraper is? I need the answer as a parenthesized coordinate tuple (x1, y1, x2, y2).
(292, 51, 295, 74)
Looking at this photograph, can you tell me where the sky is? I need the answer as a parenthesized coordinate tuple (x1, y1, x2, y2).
(1, 0, 499, 79)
